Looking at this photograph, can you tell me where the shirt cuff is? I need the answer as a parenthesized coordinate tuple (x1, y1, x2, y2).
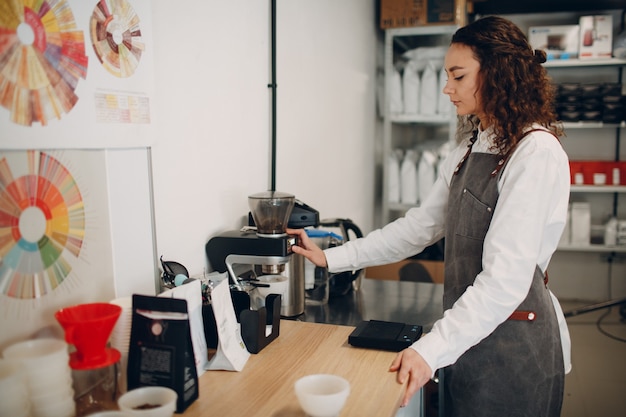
(323, 246, 350, 273)
(410, 331, 446, 379)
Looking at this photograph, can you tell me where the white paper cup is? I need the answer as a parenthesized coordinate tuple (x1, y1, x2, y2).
(294, 374, 350, 417)
(2, 338, 69, 370)
(30, 382, 75, 409)
(31, 394, 75, 417)
(0, 359, 30, 417)
(27, 368, 73, 391)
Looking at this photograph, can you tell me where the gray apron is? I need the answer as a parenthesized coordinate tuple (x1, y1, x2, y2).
(442, 133, 564, 417)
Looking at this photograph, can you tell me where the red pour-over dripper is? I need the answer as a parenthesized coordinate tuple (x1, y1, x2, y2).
(55, 303, 122, 370)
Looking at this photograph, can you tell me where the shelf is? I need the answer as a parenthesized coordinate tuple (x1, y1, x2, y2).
(389, 114, 451, 124)
(563, 121, 626, 129)
(386, 25, 458, 37)
(381, 25, 458, 227)
(543, 58, 626, 68)
(557, 243, 626, 253)
(570, 185, 626, 193)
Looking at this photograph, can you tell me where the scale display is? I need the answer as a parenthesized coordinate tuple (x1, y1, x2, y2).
(0, 151, 85, 299)
(0, 0, 88, 126)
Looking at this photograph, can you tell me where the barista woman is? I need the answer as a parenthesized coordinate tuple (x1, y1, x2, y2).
(289, 16, 571, 417)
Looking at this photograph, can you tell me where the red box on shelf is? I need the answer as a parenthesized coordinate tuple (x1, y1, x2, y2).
(569, 161, 626, 185)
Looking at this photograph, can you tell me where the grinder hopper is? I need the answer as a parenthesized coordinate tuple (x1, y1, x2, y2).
(248, 191, 295, 236)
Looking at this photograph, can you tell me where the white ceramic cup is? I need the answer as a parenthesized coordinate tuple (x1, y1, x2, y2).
(118, 386, 178, 417)
(294, 374, 350, 417)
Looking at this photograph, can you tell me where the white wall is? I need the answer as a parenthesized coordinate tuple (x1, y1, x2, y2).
(149, 1, 379, 278)
(106, 148, 157, 296)
(148, 3, 625, 302)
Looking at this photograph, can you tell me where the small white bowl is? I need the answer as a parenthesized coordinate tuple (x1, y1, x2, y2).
(255, 274, 288, 300)
(294, 374, 350, 417)
(118, 386, 177, 417)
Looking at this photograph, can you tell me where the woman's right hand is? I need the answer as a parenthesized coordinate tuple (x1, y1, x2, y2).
(286, 228, 328, 268)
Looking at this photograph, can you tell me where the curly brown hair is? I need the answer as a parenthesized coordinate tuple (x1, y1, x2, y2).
(452, 16, 563, 154)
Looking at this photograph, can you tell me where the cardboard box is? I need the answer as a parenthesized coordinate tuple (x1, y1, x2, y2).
(380, 0, 467, 29)
(528, 25, 580, 60)
(579, 15, 613, 59)
(365, 259, 444, 283)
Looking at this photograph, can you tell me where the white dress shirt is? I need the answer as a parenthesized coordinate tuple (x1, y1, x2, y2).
(324, 125, 572, 374)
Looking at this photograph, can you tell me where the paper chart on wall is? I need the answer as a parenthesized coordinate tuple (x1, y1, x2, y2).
(0, 149, 116, 348)
(90, 0, 144, 79)
(0, 0, 88, 127)
(0, 0, 156, 149)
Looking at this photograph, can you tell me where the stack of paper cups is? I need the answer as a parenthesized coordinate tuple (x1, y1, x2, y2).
(109, 296, 132, 393)
(2, 338, 75, 417)
(0, 358, 31, 417)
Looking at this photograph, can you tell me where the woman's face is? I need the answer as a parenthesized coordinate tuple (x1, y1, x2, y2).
(443, 43, 485, 122)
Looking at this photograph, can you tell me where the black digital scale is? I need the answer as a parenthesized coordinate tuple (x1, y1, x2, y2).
(348, 320, 423, 352)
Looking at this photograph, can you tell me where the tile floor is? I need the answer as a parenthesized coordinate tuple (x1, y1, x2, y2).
(560, 300, 626, 417)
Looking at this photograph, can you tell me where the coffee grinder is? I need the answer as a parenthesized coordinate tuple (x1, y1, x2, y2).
(205, 191, 319, 317)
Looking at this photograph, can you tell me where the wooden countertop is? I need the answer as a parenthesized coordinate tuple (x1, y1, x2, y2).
(183, 320, 406, 417)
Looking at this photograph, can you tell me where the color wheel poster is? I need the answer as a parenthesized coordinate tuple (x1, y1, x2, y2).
(0, 149, 116, 346)
(0, 0, 156, 149)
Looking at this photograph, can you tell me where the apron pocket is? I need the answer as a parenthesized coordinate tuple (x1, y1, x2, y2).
(455, 187, 494, 240)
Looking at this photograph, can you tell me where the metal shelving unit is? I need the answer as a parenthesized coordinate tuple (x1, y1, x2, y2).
(380, 25, 458, 226)
(551, 58, 625, 254)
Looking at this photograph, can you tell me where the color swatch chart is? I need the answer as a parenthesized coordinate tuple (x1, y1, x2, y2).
(90, 0, 144, 78)
(0, 151, 85, 299)
(0, 0, 88, 126)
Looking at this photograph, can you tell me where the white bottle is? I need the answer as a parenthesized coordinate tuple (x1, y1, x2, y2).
(389, 67, 403, 114)
(400, 149, 418, 205)
(604, 217, 618, 246)
(420, 61, 437, 116)
(418, 150, 437, 203)
(388, 149, 402, 203)
(438, 65, 451, 115)
(402, 60, 420, 115)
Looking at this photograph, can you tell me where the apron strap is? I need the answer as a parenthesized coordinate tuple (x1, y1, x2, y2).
(508, 268, 549, 321)
(453, 133, 477, 175)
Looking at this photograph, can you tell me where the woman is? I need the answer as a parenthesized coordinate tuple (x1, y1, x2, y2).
(289, 16, 571, 417)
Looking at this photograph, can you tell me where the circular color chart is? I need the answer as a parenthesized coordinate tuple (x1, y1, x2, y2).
(90, 0, 144, 78)
(0, 0, 88, 126)
(0, 151, 85, 299)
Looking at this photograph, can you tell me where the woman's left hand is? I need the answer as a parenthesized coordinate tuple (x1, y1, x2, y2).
(389, 348, 432, 407)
